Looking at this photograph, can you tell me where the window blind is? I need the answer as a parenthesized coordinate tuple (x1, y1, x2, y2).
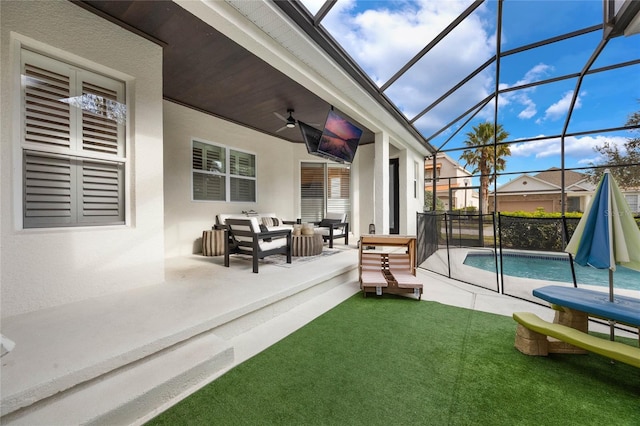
(301, 163, 325, 223)
(192, 142, 256, 202)
(24, 152, 124, 226)
(24, 62, 72, 149)
(327, 164, 351, 224)
(21, 50, 126, 228)
(193, 141, 226, 201)
(230, 149, 256, 202)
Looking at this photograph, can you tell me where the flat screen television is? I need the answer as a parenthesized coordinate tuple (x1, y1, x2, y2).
(298, 121, 323, 154)
(316, 109, 363, 163)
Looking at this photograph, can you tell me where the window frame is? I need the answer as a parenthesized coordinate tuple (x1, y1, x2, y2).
(191, 138, 257, 203)
(19, 47, 127, 229)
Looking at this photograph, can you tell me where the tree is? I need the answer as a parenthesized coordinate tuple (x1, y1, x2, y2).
(424, 190, 445, 211)
(459, 122, 510, 213)
(588, 105, 640, 188)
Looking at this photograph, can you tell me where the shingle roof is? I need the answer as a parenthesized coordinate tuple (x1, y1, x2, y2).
(534, 167, 586, 188)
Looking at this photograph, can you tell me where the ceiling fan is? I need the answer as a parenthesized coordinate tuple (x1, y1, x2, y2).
(274, 109, 322, 133)
(274, 109, 297, 132)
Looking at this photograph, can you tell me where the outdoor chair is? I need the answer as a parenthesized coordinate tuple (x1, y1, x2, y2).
(387, 253, 423, 300)
(224, 218, 291, 273)
(314, 212, 349, 248)
(359, 252, 389, 296)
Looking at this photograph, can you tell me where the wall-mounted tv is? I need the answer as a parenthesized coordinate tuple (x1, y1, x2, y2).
(316, 109, 363, 163)
(298, 121, 322, 154)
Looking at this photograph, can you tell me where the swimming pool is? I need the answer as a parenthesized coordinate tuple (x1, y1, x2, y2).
(463, 252, 640, 291)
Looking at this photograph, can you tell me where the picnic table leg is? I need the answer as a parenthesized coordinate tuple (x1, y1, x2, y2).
(549, 306, 588, 354)
(553, 306, 588, 332)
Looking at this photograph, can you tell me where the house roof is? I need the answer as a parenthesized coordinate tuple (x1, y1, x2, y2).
(534, 167, 587, 188)
(495, 167, 595, 194)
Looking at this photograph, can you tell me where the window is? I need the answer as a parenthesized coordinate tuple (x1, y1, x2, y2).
(414, 161, 419, 198)
(625, 194, 638, 213)
(300, 162, 350, 223)
(425, 165, 441, 183)
(21, 49, 126, 228)
(192, 140, 256, 202)
(567, 196, 581, 213)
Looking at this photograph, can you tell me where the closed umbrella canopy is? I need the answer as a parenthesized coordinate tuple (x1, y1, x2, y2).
(565, 170, 640, 338)
(566, 170, 640, 275)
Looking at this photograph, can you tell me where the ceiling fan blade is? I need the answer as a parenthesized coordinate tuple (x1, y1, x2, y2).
(275, 125, 288, 133)
(273, 112, 287, 122)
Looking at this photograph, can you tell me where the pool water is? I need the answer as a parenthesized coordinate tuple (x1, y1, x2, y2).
(463, 252, 640, 291)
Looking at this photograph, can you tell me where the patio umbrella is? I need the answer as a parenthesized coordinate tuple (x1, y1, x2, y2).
(565, 169, 640, 339)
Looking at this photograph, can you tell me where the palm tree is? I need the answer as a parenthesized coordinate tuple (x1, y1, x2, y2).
(459, 122, 510, 213)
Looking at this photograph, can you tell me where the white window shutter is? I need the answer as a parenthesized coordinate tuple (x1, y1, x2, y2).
(21, 50, 126, 228)
(80, 77, 125, 156)
(79, 160, 124, 223)
(23, 152, 73, 226)
(23, 62, 72, 150)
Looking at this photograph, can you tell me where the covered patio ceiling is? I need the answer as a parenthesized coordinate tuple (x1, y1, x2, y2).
(77, 0, 378, 146)
(78, 0, 640, 161)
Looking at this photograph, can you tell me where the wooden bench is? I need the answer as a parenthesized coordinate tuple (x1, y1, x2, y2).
(513, 312, 640, 368)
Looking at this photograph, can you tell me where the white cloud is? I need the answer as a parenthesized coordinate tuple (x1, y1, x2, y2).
(517, 98, 537, 119)
(510, 134, 628, 161)
(500, 63, 553, 120)
(321, 0, 495, 128)
(536, 90, 584, 123)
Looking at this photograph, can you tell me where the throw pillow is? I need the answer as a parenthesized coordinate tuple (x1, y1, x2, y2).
(302, 223, 315, 235)
(262, 217, 280, 227)
(319, 218, 341, 227)
(259, 224, 272, 241)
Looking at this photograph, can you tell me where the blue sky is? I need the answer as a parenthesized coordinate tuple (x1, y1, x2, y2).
(300, 0, 640, 187)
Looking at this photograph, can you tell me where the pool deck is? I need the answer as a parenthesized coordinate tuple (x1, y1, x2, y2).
(423, 247, 640, 303)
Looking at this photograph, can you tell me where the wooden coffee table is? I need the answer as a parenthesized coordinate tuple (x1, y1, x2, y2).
(291, 233, 323, 256)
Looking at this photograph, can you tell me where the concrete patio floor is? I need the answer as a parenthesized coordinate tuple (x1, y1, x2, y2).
(1, 243, 634, 425)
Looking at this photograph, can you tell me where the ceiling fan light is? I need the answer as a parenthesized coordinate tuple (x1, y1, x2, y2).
(286, 121, 296, 128)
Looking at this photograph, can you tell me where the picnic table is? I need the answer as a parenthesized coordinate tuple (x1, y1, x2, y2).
(532, 285, 640, 329)
(512, 285, 640, 367)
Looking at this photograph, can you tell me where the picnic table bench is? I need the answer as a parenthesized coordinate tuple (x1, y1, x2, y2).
(513, 312, 640, 368)
(513, 285, 640, 368)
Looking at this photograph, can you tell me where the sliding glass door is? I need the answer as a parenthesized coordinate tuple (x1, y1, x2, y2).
(300, 162, 350, 223)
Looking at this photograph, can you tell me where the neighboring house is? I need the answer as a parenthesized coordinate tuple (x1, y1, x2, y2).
(0, 1, 428, 317)
(489, 168, 595, 213)
(425, 153, 478, 211)
(624, 192, 640, 213)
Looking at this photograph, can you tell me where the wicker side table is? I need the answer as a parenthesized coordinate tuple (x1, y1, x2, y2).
(291, 233, 323, 257)
(202, 229, 226, 256)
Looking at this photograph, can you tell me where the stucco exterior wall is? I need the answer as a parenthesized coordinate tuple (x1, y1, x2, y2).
(1, 1, 165, 317)
(163, 101, 297, 257)
(490, 194, 562, 213)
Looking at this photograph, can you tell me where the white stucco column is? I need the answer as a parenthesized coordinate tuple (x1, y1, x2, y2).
(374, 132, 389, 234)
(399, 148, 410, 235)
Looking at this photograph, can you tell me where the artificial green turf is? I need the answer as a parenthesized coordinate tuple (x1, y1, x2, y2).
(147, 294, 640, 425)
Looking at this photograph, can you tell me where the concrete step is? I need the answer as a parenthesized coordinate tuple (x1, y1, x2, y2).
(1, 262, 359, 426)
(1, 332, 233, 426)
